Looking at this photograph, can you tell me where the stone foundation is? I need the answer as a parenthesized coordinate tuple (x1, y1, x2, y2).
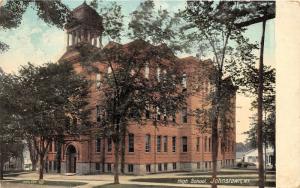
(53, 160, 234, 175)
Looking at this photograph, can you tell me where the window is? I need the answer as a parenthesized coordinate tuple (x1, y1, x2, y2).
(145, 106, 151, 119)
(96, 73, 101, 88)
(49, 142, 53, 152)
(157, 136, 161, 152)
(163, 108, 167, 121)
(107, 137, 112, 152)
(96, 163, 100, 171)
(146, 164, 151, 172)
(182, 73, 187, 88)
(128, 133, 134, 152)
(204, 136, 207, 152)
(96, 138, 101, 153)
(172, 136, 176, 152)
(163, 136, 168, 152)
(128, 164, 134, 173)
(196, 137, 200, 152)
(156, 67, 161, 82)
(181, 108, 188, 123)
(145, 109, 151, 119)
(96, 105, 101, 122)
(145, 64, 149, 79)
(172, 114, 176, 122)
(172, 162, 177, 170)
(145, 134, 151, 152)
(54, 161, 57, 171)
(48, 161, 52, 171)
(158, 163, 162, 171)
(197, 162, 200, 169)
(208, 137, 211, 152)
(164, 163, 168, 171)
(182, 136, 187, 152)
(54, 141, 58, 152)
(107, 163, 111, 172)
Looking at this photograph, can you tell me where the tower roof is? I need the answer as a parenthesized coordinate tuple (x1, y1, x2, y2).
(65, 1, 103, 31)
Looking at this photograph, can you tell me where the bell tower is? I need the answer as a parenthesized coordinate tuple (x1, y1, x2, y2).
(65, 1, 104, 49)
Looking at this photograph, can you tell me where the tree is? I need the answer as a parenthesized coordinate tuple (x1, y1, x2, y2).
(182, 2, 258, 187)
(239, 66, 275, 169)
(233, 2, 275, 187)
(128, 0, 187, 52)
(78, 37, 187, 184)
(0, 0, 70, 53)
(14, 62, 90, 180)
(0, 71, 24, 180)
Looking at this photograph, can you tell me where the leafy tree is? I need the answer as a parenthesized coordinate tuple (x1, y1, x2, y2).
(0, 0, 70, 53)
(233, 2, 275, 187)
(89, 0, 124, 43)
(182, 2, 257, 187)
(14, 62, 90, 180)
(128, 0, 187, 52)
(0, 71, 24, 179)
(78, 38, 187, 184)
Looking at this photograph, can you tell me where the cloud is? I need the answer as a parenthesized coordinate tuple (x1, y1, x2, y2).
(0, 11, 66, 73)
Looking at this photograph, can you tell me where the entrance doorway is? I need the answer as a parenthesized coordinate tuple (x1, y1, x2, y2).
(66, 145, 76, 173)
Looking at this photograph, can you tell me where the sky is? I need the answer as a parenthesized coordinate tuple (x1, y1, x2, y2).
(0, 0, 275, 143)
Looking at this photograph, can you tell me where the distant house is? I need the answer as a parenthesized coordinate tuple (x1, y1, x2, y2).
(242, 147, 274, 169)
(3, 144, 32, 171)
(236, 152, 244, 163)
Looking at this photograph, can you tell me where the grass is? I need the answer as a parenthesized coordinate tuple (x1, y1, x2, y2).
(93, 183, 205, 188)
(6, 180, 87, 187)
(131, 177, 276, 187)
(3, 171, 30, 177)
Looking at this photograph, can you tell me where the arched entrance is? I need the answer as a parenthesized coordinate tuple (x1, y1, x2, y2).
(66, 145, 77, 173)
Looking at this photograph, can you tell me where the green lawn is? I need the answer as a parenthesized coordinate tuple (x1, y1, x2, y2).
(6, 180, 87, 187)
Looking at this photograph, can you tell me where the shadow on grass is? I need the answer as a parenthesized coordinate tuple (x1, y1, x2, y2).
(4, 171, 31, 177)
(130, 177, 275, 187)
(6, 180, 87, 187)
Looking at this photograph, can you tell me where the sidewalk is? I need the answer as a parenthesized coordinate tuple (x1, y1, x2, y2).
(1, 171, 275, 188)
